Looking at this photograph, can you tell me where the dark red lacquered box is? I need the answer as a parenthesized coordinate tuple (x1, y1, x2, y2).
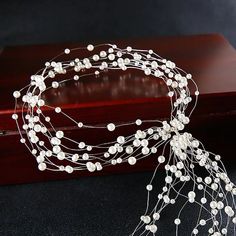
(0, 34, 236, 185)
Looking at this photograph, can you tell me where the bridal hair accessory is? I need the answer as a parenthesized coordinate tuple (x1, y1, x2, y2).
(12, 44, 236, 235)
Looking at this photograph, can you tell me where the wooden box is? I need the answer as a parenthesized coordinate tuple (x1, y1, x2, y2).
(0, 34, 236, 185)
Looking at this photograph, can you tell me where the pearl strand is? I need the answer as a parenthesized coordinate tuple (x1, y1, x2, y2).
(12, 44, 236, 235)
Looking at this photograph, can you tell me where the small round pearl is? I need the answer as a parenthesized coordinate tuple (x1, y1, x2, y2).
(153, 212, 160, 220)
(108, 146, 116, 155)
(13, 91, 21, 98)
(72, 154, 79, 161)
(201, 197, 207, 204)
(135, 119, 142, 126)
(45, 116, 50, 122)
(174, 218, 181, 225)
(38, 163, 46, 171)
(128, 156, 136, 165)
(142, 147, 149, 155)
(117, 136, 125, 144)
(82, 153, 89, 160)
(188, 191, 196, 199)
(57, 152, 65, 160)
(149, 224, 157, 233)
(65, 165, 73, 173)
(55, 107, 61, 113)
(56, 130, 64, 139)
(86, 162, 96, 172)
(146, 184, 153, 191)
(73, 75, 79, 80)
(64, 48, 70, 54)
(77, 122, 83, 128)
(12, 114, 18, 120)
(20, 138, 26, 143)
(126, 46, 132, 52)
(78, 142, 85, 149)
(52, 81, 59, 88)
(107, 123, 115, 131)
(93, 54, 99, 61)
(199, 219, 206, 226)
(87, 44, 94, 51)
(158, 155, 165, 163)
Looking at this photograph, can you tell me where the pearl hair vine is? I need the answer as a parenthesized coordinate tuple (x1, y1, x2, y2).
(12, 43, 236, 235)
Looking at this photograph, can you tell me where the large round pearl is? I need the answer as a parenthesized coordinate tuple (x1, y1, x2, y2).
(38, 163, 46, 171)
(86, 162, 96, 172)
(128, 156, 136, 165)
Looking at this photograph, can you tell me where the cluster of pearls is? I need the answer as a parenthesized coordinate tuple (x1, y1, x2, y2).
(12, 44, 236, 235)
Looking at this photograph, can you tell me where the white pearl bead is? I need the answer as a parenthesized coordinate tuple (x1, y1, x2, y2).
(126, 46, 132, 52)
(149, 224, 157, 233)
(135, 119, 142, 126)
(53, 145, 61, 154)
(128, 156, 136, 165)
(199, 219, 206, 226)
(107, 123, 115, 131)
(201, 197, 207, 204)
(64, 48, 70, 54)
(57, 152, 65, 160)
(52, 81, 59, 88)
(188, 191, 196, 199)
(100, 51, 107, 57)
(38, 163, 46, 171)
(73, 75, 79, 80)
(108, 54, 115, 60)
(93, 54, 99, 61)
(158, 155, 165, 163)
(125, 146, 133, 154)
(34, 124, 41, 132)
(86, 162, 96, 172)
(78, 142, 85, 149)
(36, 156, 45, 163)
(174, 218, 181, 225)
(82, 153, 89, 160)
(117, 136, 125, 144)
(165, 176, 172, 184)
(142, 147, 149, 155)
(232, 217, 236, 224)
(87, 44, 94, 51)
(153, 212, 160, 220)
(72, 154, 79, 161)
(146, 184, 153, 191)
(56, 130, 64, 139)
(204, 176, 212, 184)
(13, 91, 21, 98)
(55, 107, 61, 113)
(143, 216, 151, 224)
(108, 146, 116, 155)
(77, 122, 83, 128)
(51, 137, 61, 145)
(65, 165, 73, 173)
(12, 114, 18, 120)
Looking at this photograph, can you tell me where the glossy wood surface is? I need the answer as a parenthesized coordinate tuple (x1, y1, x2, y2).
(0, 34, 236, 185)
